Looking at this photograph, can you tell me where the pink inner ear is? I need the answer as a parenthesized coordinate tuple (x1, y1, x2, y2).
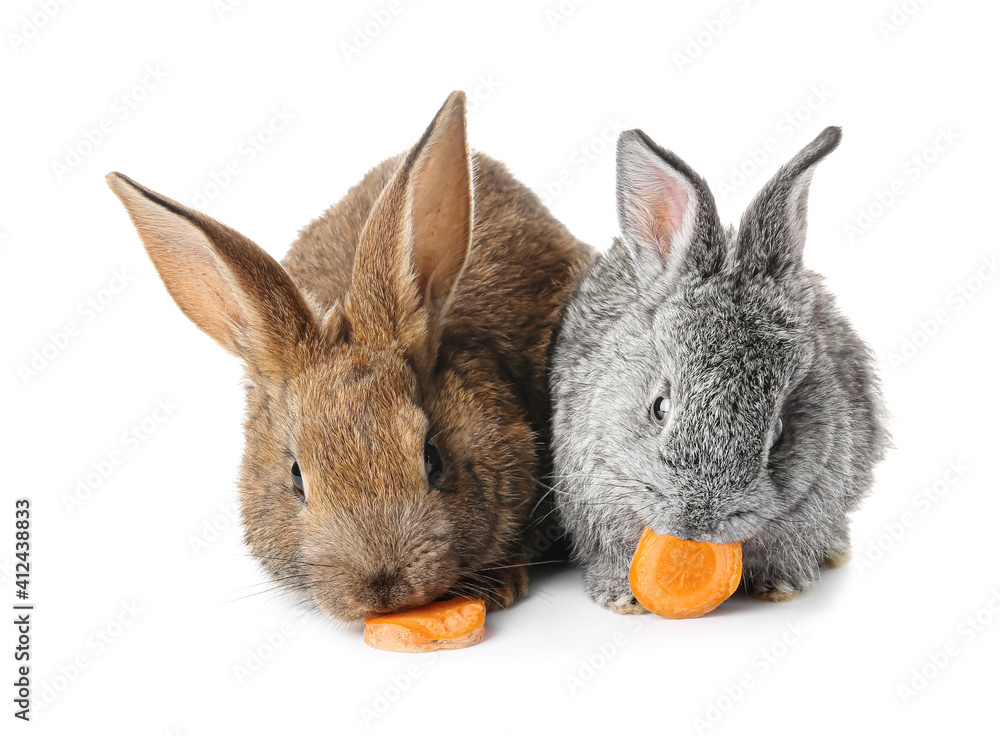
(634, 165, 689, 259)
(406, 101, 472, 310)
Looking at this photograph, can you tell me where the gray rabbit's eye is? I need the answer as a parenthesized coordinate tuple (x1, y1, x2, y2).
(771, 417, 784, 447)
(650, 389, 671, 427)
(290, 461, 306, 502)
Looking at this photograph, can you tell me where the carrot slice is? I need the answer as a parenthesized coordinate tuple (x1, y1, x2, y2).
(363, 598, 486, 653)
(629, 528, 742, 619)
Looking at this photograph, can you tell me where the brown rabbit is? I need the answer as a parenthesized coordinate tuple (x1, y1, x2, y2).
(107, 91, 593, 621)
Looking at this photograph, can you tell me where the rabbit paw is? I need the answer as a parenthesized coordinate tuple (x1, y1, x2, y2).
(608, 593, 649, 615)
(587, 574, 648, 615)
(487, 564, 531, 612)
(455, 561, 530, 612)
(749, 567, 818, 602)
(753, 581, 802, 603)
(824, 551, 851, 568)
(744, 541, 822, 602)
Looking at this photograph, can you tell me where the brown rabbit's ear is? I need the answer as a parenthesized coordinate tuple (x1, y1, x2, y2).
(106, 173, 315, 373)
(349, 91, 472, 362)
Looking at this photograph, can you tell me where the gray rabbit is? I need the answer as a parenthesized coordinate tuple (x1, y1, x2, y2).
(550, 126, 888, 613)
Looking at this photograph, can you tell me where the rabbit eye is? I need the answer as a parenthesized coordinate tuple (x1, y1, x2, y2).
(650, 388, 671, 427)
(770, 417, 784, 447)
(290, 461, 306, 501)
(424, 439, 443, 487)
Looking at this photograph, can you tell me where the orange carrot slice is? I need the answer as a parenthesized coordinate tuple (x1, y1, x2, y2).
(629, 528, 742, 619)
(363, 598, 486, 653)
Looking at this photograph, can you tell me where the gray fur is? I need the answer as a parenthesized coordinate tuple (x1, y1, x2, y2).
(550, 127, 889, 611)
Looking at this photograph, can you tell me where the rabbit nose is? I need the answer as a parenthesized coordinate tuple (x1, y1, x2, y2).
(675, 523, 714, 544)
(355, 570, 414, 613)
(676, 502, 723, 542)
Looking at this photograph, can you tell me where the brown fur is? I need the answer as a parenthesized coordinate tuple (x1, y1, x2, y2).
(107, 92, 594, 620)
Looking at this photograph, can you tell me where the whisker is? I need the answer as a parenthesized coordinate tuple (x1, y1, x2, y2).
(478, 559, 566, 572)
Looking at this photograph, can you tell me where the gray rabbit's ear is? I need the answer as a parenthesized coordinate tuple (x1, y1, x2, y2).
(616, 130, 725, 279)
(736, 126, 842, 276)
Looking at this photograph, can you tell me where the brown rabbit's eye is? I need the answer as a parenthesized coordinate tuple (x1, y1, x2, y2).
(290, 461, 305, 501)
(650, 388, 671, 427)
(424, 440, 443, 487)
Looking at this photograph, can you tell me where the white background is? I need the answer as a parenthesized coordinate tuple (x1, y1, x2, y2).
(3, 0, 998, 733)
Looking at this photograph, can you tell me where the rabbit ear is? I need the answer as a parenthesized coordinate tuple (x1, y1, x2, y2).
(616, 129, 725, 279)
(348, 91, 472, 365)
(735, 126, 842, 276)
(106, 173, 315, 373)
